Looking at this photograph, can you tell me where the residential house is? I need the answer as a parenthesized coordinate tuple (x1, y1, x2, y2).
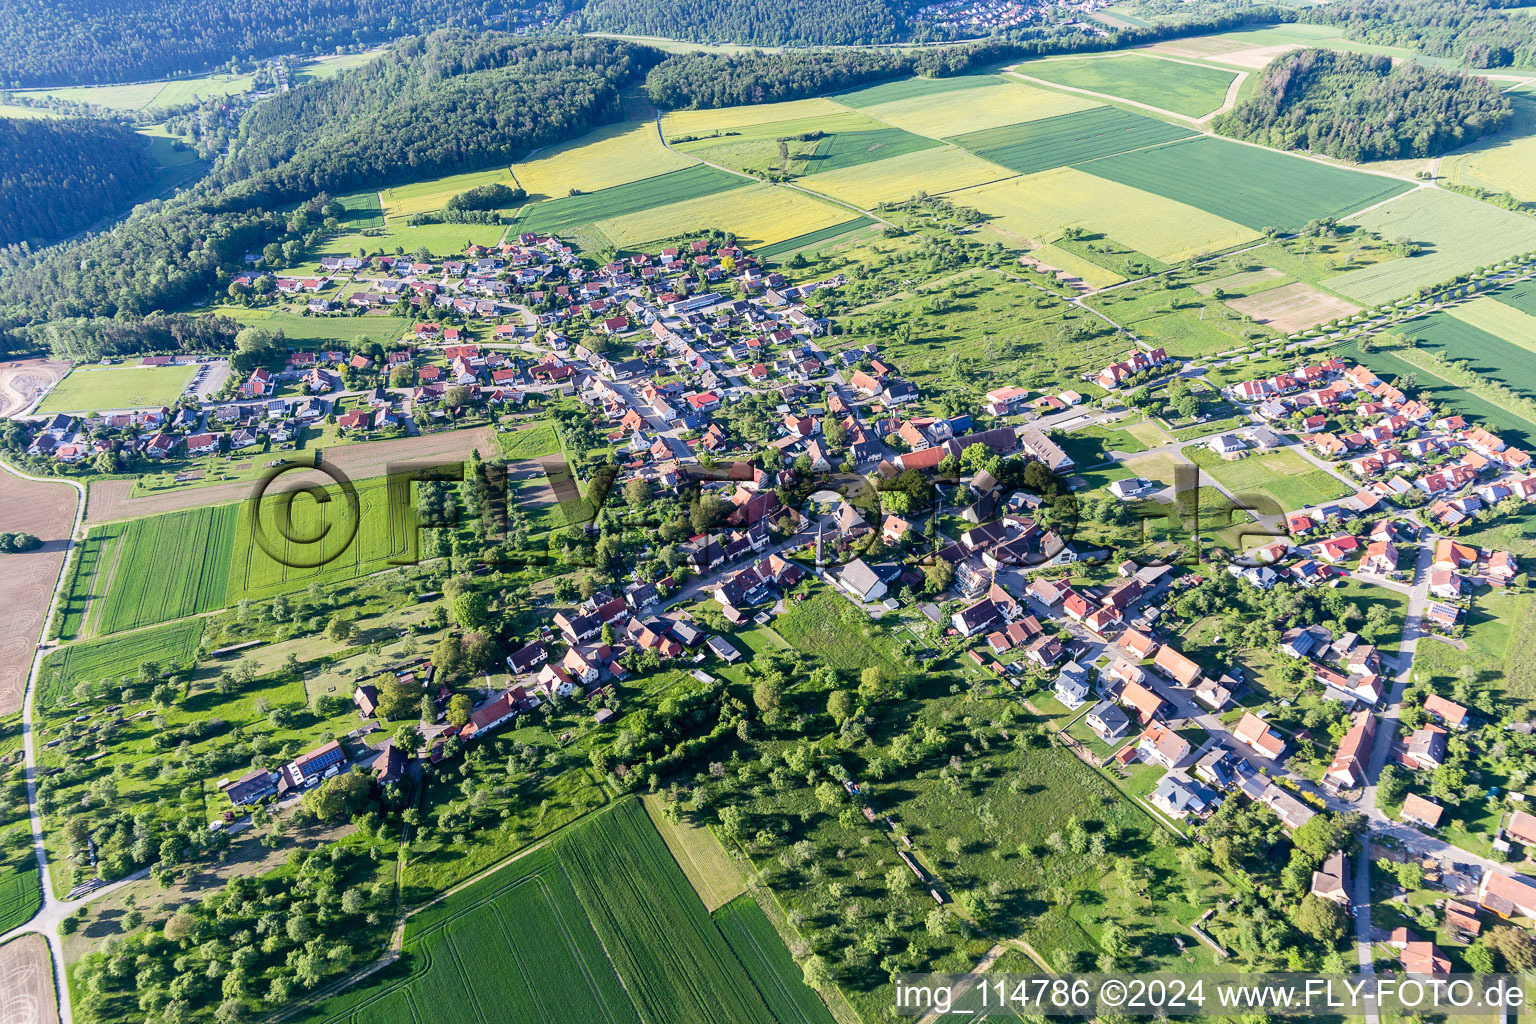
(1086, 700, 1130, 743)
(1232, 712, 1287, 761)
(1310, 849, 1350, 906)
(1138, 723, 1190, 769)
(1150, 773, 1216, 820)
(1153, 645, 1202, 687)
(1054, 661, 1092, 708)
(1325, 710, 1375, 789)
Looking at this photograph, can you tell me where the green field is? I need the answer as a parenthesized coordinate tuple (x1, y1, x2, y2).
(1393, 309, 1536, 399)
(1187, 447, 1353, 513)
(714, 897, 836, 1024)
(494, 422, 563, 460)
(1079, 136, 1413, 232)
(199, 306, 410, 343)
(336, 190, 385, 230)
(949, 106, 1195, 176)
(832, 72, 1008, 108)
(300, 800, 783, 1024)
(1013, 53, 1238, 118)
(805, 126, 942, 172)
(37, 618, 205, 709)
(515, 164, 745, 235)
(226, 474, 415, 604)
(757, 216, 874, 258)
(67, 507, 236, 637)
(37, 364, 195, 413)
(1325, 189, 1536, 305)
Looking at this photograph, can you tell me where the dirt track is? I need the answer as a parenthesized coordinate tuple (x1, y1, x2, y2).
(0, 925, 59, 1024)
(86, 428, 500, 522)
(0, 360, 70, 418)
(0, 471, 78, 715)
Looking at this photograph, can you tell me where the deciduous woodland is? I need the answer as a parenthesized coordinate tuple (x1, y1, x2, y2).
(1213, 49, 1513, 162)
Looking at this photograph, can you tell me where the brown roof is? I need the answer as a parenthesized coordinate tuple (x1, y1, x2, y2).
(1507, 809, 1536, 846)
(1153, 645, 1202, 686)
(1120, 680, 1165, 724)
(1119, 628, 1158, 659)
(1233, 712, 1286, 759)
(1402, 792, 1444, 827)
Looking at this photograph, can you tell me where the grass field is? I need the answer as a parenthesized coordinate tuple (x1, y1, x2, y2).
(37, 364, 194, 413)
(515, 164, 743, 236)
(226, 474, 414, 604)
(757, 217, 875, 258)
(302, 800, 781, 1024)
(832, 72, 1009, 108)
(949, 106, 1196, 176)
(1012, 53, 1239, 118)
(199, 306, 410, 343)
(494, 422, 563, 460)
(1393, 309, 1536, 399)
(806, 126, 942, 173)
(318, 217, 506, 260)
(335, 191, 384, 230)
(852, 79, 1102, 139)
(1187, 447, 1353, 513)
(795, 145, 1012, 208)
(1049, 231, 1167, 278)
(66, 507, 236, 637)
(773, 588, 915, 678)
(1030, 241, 1128, 288)
(37, 619, 205, 709)
(714, 897, 836, 1024)
(1442, 93, 1536, 202)
(1080, 136, 1413, 232)
(1326, 189, 1536, 305)
(511, 119, 697, 201)
(957, 167, 1260, 262)
(586, 182, 850, 249)
(14, 70, 254, 110)
(1448, 295, 1536, 356)
(381, 166, 519, 219)
(661, 97, 855, 138)
(643, 794, 746, 911)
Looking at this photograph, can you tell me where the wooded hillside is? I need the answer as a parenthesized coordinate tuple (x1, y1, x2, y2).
(1212, 48, 1512, 161)
(0, 117, 158, 246)
(1305, 0, 1536, 70)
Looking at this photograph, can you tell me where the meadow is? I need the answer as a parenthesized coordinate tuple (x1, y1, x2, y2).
(1442, 91, 1536, 203)
(1048, 231, 1167, 278)
(67, 508, 236, 637)
(301, 800, 784, 1024)
(511, 119, 696, 200)
(1029, 242, 1128, 288)
(660, 96, 853, 138)
(1186, 447, 1352, 513)
(1079, 136, 1413, 232)
(773, 588, 915, 679)
(794, 145, 1011, 209)
(36, 618, 205, 709)
(756, 217, 874, 259)
(14, 69, 254, 110)
(380, 166, 520, 219)
(514, 164, 743, 236)
(957, 168, 1259, 262)
(1012, 53, 1239, 118)
(494, 421, 563, 460)
(0, 824, 39, 934)
(848, 79, 1101, 138)
(949, 106, 1196, 176)
(198, 306, 409, 344)
(316, 217, 506, 260)
(1326, 189, 1536, 305)
(714, 897, 836, 1024)
(37, 364, 194, 413)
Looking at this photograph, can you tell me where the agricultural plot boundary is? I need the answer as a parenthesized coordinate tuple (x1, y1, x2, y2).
(514, 164, 742, 236)
(948, 106, 1196, 176)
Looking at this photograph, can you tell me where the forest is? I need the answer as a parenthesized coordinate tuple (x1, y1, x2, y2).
(583, 0, 910, 47)
(0, 117, 158, 246)
(1212, 48, 1513, 161)
(214, 33, 652, 209)
(0, 0, 576, 88)
(1305, 0, 1536, 70)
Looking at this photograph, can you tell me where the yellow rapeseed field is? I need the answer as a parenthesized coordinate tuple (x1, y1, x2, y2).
(589, 183, 850, 249)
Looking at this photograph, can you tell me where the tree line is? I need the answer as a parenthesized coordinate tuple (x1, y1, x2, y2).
(0, 0, 578, 88)
(1302, 0, 1536, 70)
(1212, 48, 1513, 161)
(0, 117, 158, 247)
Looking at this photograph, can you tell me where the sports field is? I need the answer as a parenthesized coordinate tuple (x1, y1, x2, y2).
(515, 164, 743, 235)
(300, 800, 784, 1024)
(714, 897, 836, 1024)
(37, 618, 205, 708)
(1442, 92, 1536, 203)
(794, 144, 1011, 208)
(65, 507, 236, 636)
(1081, 137, 1413, 232)
(852, 79, 1102, 138)
(37, 364, 194, 413)
(586, 182, 850, 249)
(949, 106, 1196, 176)
(1012, 53, 1239, 118)
(511, 119, 696, 200)
(956, 167, 1260, 262)
(1326, 189, 1536, 305)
